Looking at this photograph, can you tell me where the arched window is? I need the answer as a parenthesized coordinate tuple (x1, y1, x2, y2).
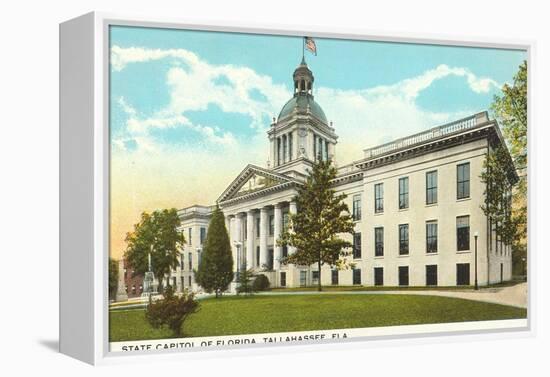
(300, 80, 305, 92)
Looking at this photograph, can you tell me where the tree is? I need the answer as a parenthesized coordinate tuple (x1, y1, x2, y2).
(145, 285, 199, 338)
(124, 209, 185, 293)
(480, 146, 516, 245)
(490, 60, 527, 275)
(236, 268, 256, 296)
(109, 258, 119, 300)
(195, 206, 234, 297)
(278, 158, 355, 291)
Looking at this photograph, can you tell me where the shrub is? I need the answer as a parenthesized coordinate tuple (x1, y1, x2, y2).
(252, 274, 270, 291)
(145, 286, 200, 337)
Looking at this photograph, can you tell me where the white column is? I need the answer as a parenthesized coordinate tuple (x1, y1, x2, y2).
(229, 216, 237, 272)
(235, 213, 244, 270)
(273, 203, 282, 270)
(289, 201, 297, 255)
(259, 207, 269, 268)
(246, 210, 255, 269)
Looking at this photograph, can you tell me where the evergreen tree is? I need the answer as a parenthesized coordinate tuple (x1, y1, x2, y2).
(124, 209, 185, 293)
(236, 268, 256, 296)
(195, 206, 234, 297)
(278, 158, 355, 291)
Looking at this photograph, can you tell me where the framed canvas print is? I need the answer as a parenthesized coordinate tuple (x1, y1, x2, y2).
(60, 12, 532, 365)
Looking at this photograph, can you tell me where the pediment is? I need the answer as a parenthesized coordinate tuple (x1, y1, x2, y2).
(218, 164, 299, 204)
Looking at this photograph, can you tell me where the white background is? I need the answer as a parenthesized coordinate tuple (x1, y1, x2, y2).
(1, 0, 548, 375)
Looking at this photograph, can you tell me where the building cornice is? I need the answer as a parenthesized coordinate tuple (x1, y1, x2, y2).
(217, 164, 303, 205)
(218, 181, 300, 207)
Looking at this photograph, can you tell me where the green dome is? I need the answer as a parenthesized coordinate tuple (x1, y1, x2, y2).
(278, 93, 328, 124)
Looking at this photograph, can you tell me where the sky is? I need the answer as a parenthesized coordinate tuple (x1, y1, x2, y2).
(109, 25, 526, 259)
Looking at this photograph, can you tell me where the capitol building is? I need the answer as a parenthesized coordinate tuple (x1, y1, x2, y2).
(168, 58, 516, 291)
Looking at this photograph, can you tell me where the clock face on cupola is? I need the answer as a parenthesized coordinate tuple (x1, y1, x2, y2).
(267, 57, 338, 177)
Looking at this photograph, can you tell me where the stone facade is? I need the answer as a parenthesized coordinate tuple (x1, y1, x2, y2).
(168, 61, 517, 292)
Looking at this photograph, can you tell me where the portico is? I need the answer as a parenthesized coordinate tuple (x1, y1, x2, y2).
(222, 197, 297, 287)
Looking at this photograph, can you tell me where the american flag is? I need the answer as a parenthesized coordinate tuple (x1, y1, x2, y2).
(304, 37, 317, 55)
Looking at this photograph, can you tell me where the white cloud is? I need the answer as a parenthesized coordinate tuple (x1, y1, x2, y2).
(111, 45, 498, 166)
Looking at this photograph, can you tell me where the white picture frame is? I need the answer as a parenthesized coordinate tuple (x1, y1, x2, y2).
(59, 11, 534, 365)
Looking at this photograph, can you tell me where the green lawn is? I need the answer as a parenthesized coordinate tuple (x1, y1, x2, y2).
(109, 294, 526, 342)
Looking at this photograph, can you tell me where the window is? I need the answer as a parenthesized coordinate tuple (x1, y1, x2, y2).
(353, 232, 362, 259)
(277, 138, 281, 166)
(188, 252, 192, 270)
(255, 218, 260, 238)
(375, 227, 384, 257)
(426, 221, 438, 253)
(457, 215, 470, 251)
(188, 275, 192, 287)
(312, 271, 319, 285)
(282, 213, 289, 230)
(282, 134, 287, 163)
(331, 269, 339, 285)
(256, 246, 260, 267)
(198, 251, 202, 267)
(172, 277, 177, 288)
(288, 133, 293, 161)
(180, 276, 184, 291)
(374, 267, 384, 286)
(426, 171, 438, 205)
(352, 194, 362, 220)
(267, 248, 274, 270)
(374, 183, 384, 213)
(426, 265, 438, 286)
(399, 266, 409, 286)
(269, 215, 274, 236)
(188, 227, 192, 245)
(399, 224, 409, 255)
(353, 268, 361, 285)
(200, 227, 206, 245)
(457, 162, 470, 199)
(313, 135, 317, 160)
(282, 245, 288, 259)
(399, 177, 409, 209)
(180, 253, 184, 269)
(456, 263, 470, 285)
(300, 270, 307, 286)
(280, 272, 286, 287)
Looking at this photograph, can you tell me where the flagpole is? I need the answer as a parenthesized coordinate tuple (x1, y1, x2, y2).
(302, 37, 305, 61)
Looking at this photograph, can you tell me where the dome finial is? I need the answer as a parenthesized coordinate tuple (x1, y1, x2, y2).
(300, 55, 307, 66)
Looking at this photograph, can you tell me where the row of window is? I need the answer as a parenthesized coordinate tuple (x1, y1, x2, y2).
(352, 215, 471, 259)
(250, 214, 290, 238)
(184, 227, 207, 246)
(276, 133, 294, 166)
(329, 263, 471, 286)
(313, 134, 330, 162)
(372, 162, 471, 214)
(180, 251, 203, 271)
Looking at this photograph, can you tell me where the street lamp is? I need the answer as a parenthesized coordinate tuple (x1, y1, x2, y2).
(474, 231, 479, 290)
